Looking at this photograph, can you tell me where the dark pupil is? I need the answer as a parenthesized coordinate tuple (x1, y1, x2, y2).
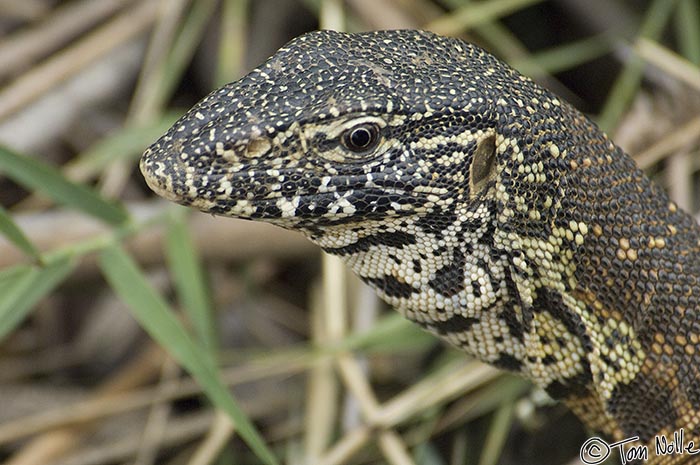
(349, 127, 372, 149)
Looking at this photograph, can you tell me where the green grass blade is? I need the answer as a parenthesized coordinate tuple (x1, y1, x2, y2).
(216, 0, 249, 87)
(513, 32, 619, 77)
(150, 0, 219, 113)
(336, 312, 435, 353)
(597, 0, 680, 132)
(0, 205, 40, 261)
(0, 266, 35, 320)
(477, 400, 516, 465)
(414, 443, 446, 465)
(0, 258, 75, 341)
(165, 212, 217, 350)
(426, 0, 547, 35)
(0, 146, 129, 226)
(98, 244, 279, 465)
(676, 0, 700, 65)
(69, 112, 181, 177)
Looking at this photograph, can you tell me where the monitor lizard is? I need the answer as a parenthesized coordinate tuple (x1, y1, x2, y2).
(140, 30, 700, 464)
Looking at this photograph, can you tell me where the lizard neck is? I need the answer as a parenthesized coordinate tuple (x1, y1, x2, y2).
(306, 202, 595, 396)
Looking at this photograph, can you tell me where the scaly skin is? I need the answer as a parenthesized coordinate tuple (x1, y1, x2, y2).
(140, 30, 700, 463)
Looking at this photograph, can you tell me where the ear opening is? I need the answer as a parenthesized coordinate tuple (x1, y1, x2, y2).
(469, 134, 497, 197)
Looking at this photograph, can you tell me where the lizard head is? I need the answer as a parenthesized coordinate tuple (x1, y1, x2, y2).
(141, 29, 617, 403)
(140, 30, 522, 236)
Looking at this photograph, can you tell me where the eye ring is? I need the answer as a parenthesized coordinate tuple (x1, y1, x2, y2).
(342, 123, 380, 152)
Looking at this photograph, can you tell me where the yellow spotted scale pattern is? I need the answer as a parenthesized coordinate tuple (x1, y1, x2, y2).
(140, 30, 700, 463)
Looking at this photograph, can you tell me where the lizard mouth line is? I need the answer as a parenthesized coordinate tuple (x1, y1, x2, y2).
(189, 187, 414, 215)
(160, 176, 424, 225)
(142, 157, 417, 208)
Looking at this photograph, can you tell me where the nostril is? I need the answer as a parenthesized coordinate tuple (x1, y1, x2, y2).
(219, 138, 271, 162)
(246, 137, 271, 158)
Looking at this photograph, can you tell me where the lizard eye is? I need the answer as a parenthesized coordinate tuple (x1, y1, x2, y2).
(342, 123, 380, 152)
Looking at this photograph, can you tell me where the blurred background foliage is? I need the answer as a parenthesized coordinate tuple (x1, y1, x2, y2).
(0, 1, 699, 464)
